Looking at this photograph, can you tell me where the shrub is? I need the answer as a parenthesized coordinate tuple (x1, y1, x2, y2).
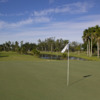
(62, 53, 67, 59)
(32, 49, 40, 56)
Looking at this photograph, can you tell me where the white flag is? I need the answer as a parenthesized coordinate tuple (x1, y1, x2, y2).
(61, 44, 69, 53)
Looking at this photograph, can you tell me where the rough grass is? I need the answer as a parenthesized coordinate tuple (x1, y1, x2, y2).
(0, 57, 100, 100)
(0, 51, 42, 61)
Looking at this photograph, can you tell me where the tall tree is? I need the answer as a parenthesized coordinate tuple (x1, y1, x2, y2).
(82, 25, 100, 57)
(82, 29, 90, 56)
(88, 27, 95, 56)
(94, 25, 100, 58)
(15, 41, 19, 52)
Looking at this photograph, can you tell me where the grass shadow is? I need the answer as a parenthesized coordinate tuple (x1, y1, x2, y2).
(69, 75, 92, 86)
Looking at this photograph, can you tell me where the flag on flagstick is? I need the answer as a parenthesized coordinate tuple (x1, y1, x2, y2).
(61, 43, 69, 86)
(61, 44, 69, 53)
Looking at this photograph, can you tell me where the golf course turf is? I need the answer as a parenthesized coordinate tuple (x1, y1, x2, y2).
(0, 59, 100, 100)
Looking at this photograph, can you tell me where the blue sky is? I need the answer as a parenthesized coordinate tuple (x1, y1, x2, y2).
(0, 0, 100, 44)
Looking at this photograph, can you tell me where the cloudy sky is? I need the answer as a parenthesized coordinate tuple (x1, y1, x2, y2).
(0, 0, 100, 44)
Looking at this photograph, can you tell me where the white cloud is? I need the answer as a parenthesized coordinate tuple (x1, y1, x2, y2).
(0, 2, 94, 17)
(0, 12, 29, 17)
(0, 17, 50, 29)
(0, 14, 100, 44)
(76, 15, 100, 21)
(10, 18, 33, 27)
(34, 2, 94, 16)
(0, 19, 33, 29)
(49, 0, 55, 4)
(33, 17, 50, 23)
(16, 14, 100, 42)
(0, 21, 7, 29)
(0, 0, 8, 3)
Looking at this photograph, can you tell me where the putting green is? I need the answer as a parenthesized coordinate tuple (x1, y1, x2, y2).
(0, 60, 100, 100)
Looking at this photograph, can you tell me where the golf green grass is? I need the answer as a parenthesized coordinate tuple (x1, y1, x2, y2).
(0, 60, 100, 100)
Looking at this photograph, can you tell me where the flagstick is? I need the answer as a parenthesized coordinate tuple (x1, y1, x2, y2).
(67, 48, 69, 86)
(61, 43, 69, 86)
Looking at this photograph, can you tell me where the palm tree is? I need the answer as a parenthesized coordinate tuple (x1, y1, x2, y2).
(94, 25, 100, 58)
(89, 27, 95, 56)
(15, 41, 19, 52)
(88, 28, 92, 56)
(82, 29, 90, 56)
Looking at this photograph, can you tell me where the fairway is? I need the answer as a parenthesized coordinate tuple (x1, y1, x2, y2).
(0, 60, 100, 100)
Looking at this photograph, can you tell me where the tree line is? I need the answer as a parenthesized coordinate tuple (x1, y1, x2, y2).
(0, 41, 37, 54)
(0, 37, 82, 54)
(1, 24, 100, 57)
(82, 25, 100, 58)
(38, 37, 82, 52)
